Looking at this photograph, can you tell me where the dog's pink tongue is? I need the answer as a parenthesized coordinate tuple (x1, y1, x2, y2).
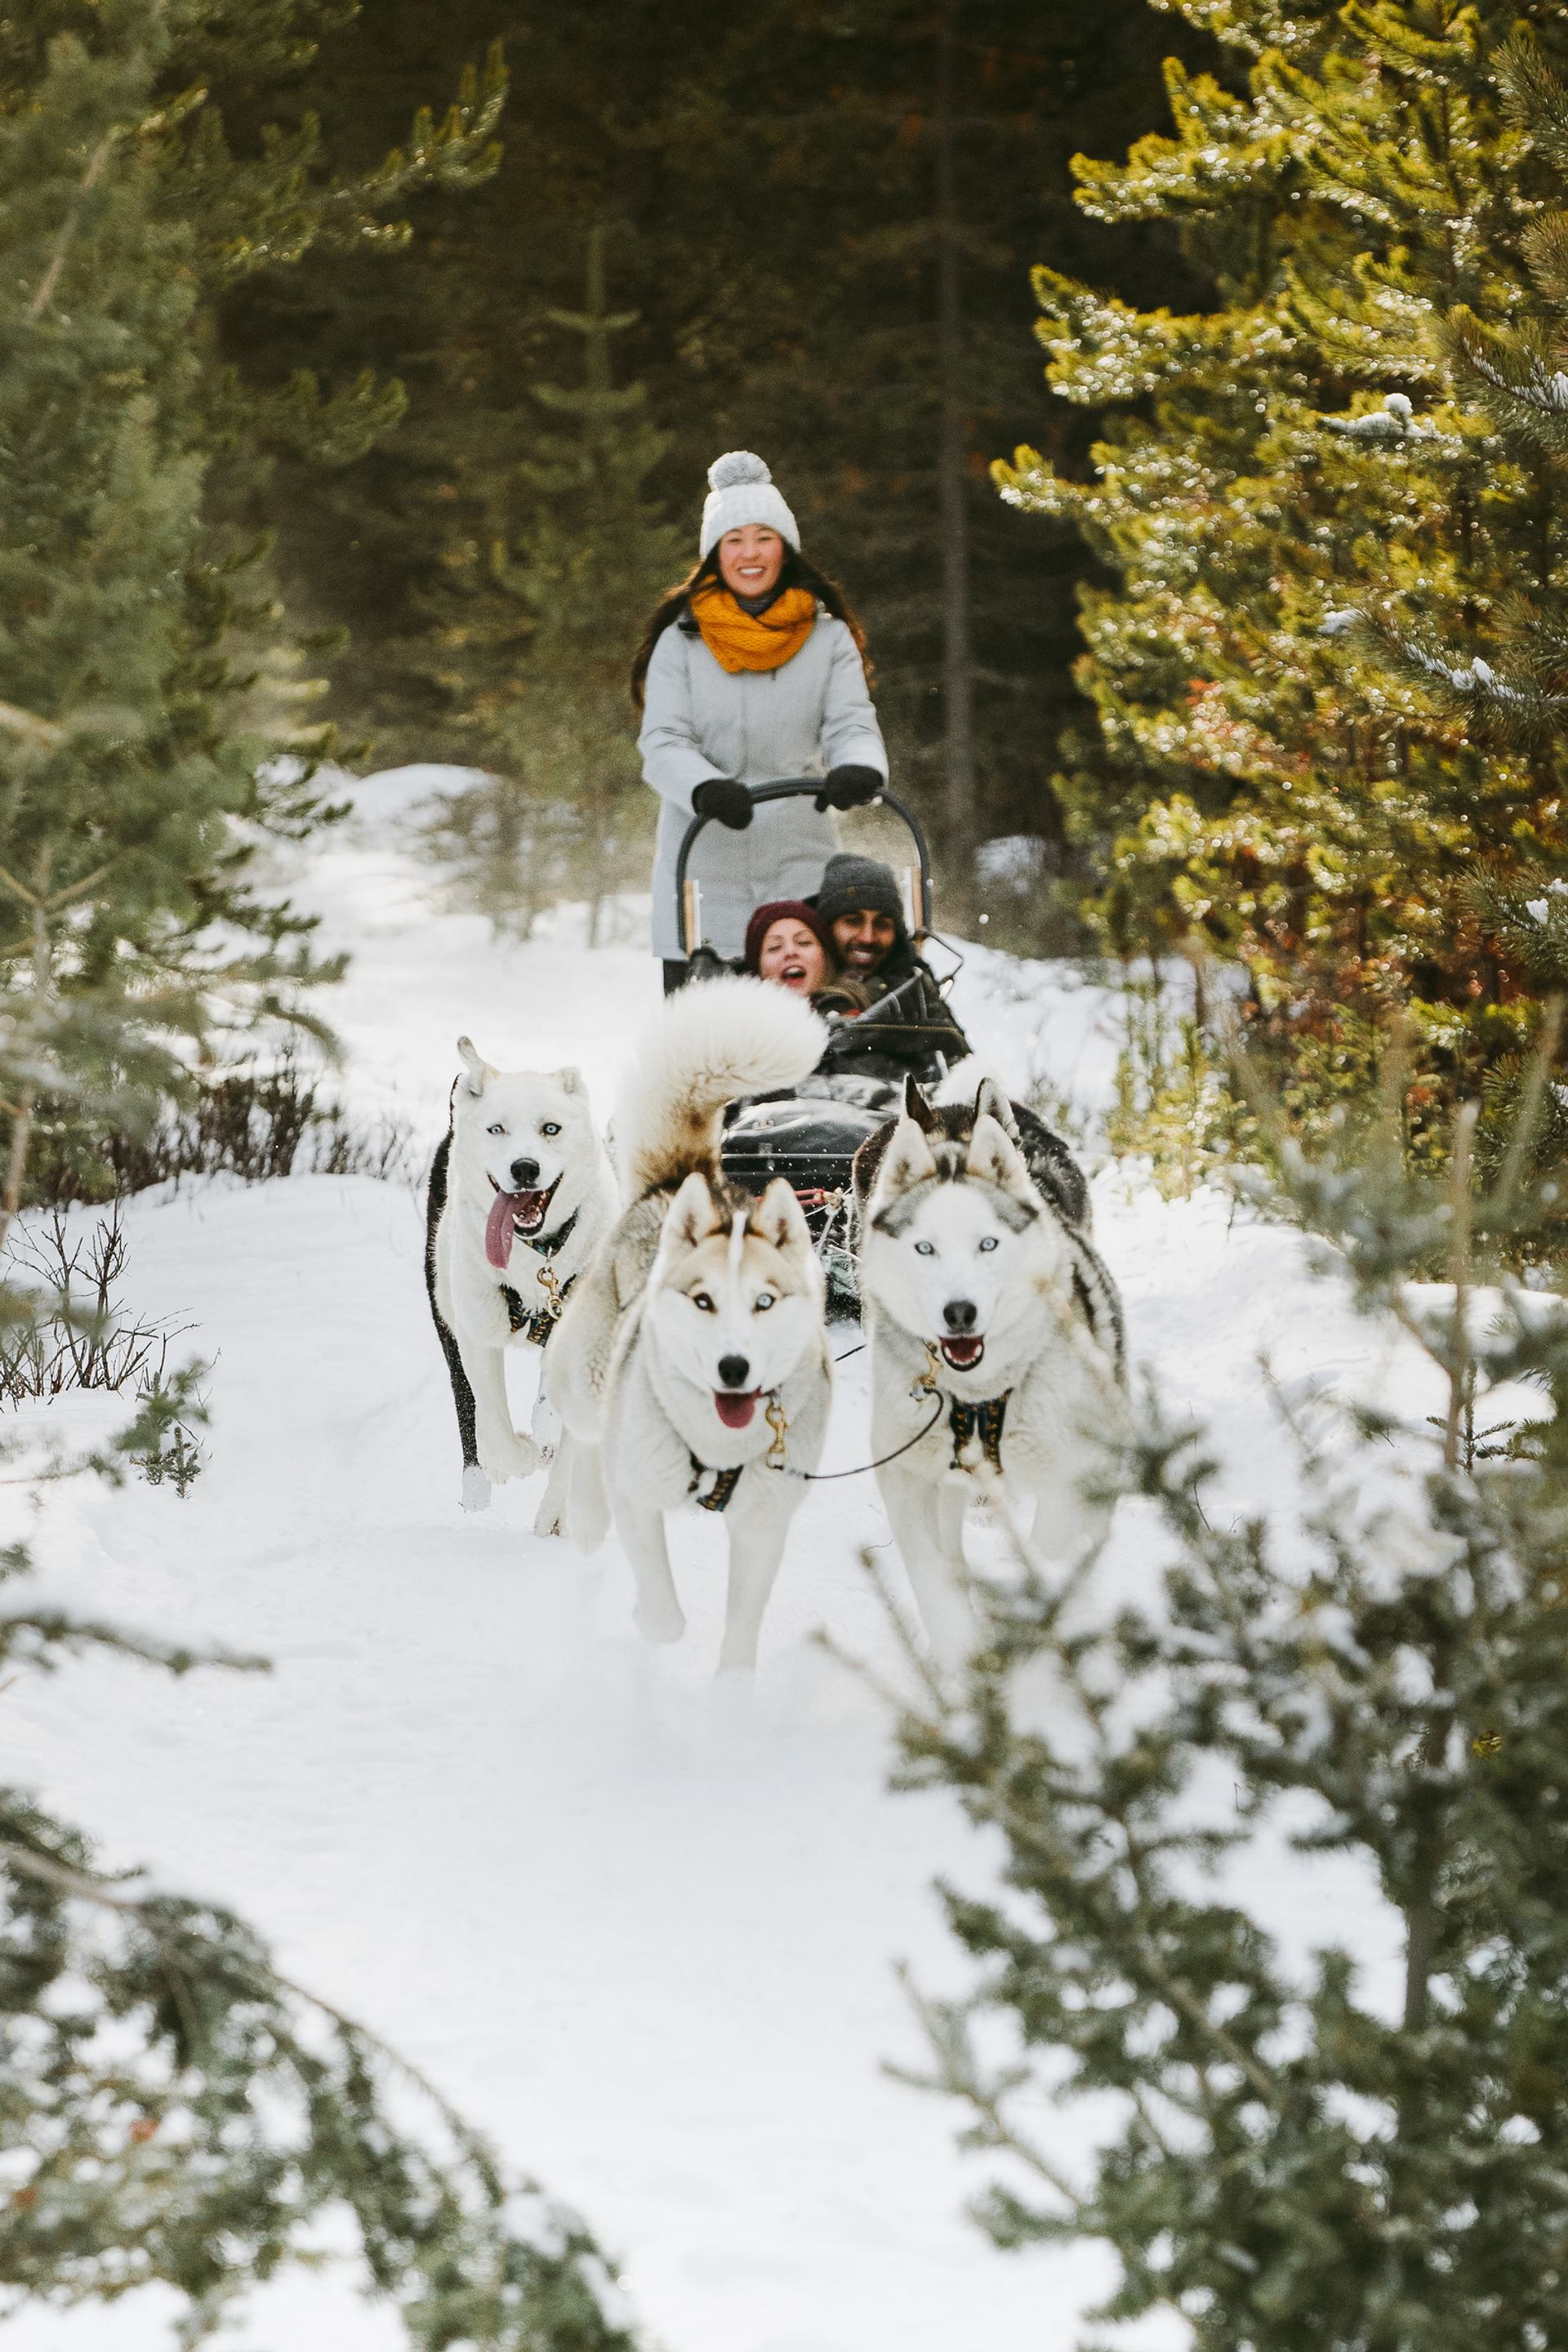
(714, 1391, 759, 1430)
(485, 1191, 525, 1269)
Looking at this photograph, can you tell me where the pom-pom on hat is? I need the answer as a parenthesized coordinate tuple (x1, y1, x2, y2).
(700, 451, 800, 558)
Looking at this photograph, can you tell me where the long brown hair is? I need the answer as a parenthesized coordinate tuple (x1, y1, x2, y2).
(629, 547, 872, 709)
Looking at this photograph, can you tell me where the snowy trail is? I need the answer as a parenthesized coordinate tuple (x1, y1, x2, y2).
(7, 774, 1418, 2352)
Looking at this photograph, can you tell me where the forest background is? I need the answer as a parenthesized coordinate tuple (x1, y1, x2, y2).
(227, 0, 1204, 935)
(236, 0, 1568, 1168)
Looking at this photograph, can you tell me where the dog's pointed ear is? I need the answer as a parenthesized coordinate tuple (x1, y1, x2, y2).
(973, 1076, 1017, 1136)
(965, 1112, 1034, 1203)
(457, 1036, 489, 1098)
(662, 1170, 724, 1252)
(902, 1074, 938, 1132)
(875, 1114, 938, 1204)
(555, 1067, 585, 1096)
(750, 1176, 810, 1254)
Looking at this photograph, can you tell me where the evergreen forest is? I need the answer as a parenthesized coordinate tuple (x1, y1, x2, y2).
(220, 0, 1201, 924)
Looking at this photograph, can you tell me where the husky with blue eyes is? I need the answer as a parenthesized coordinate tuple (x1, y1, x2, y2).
(548, 978, 831, 1672)
(853, 1076, 1125, 1664)
(425, 1041, 617, 1529)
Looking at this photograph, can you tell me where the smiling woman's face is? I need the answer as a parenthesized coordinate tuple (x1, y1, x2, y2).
(758, 920, 827, 994)
(718, 525, 786, 599)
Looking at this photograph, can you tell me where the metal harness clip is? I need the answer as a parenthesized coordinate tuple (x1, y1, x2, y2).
(764, 1392, 790, 1470)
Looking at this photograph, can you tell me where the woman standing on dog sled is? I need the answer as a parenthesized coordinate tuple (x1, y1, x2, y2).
(631, 451, 888, 994)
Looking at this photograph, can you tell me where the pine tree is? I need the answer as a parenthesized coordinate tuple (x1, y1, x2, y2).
(894, 1070, 1568, 2351)
(0, 1, 287, 1235)
(0, 2, 503, 1209)
(1334, 33, 1568, 1174)
(996, 0, 1568, 1134)
(412, 225, 688, 938)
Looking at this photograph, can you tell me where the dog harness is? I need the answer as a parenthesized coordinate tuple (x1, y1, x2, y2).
(688, 1457, 745, 1512)
(947, 1390, 1012, 1474)
(498, 1209, 580, 1348)
(910, 1344, 1011, 1476)
(687, 1395, 791, 1512)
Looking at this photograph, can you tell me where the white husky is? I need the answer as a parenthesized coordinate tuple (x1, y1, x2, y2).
(854, 1078, 1125, 1661)
(425, 1039, 617, 1531)
(550, 979, 831, 1670)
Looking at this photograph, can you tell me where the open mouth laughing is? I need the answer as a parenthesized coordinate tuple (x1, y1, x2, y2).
(939, 1335, 985, 1371)
(484, 1172, 561, 1268)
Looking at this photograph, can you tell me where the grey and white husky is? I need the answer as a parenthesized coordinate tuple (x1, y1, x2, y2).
(425, 1039, 617, 1530)
(549, 978, 832, 1670)
(853, 1077, 1125, 1661)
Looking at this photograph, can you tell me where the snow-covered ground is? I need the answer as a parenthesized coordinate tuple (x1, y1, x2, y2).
(7, 773, 1418, 2351)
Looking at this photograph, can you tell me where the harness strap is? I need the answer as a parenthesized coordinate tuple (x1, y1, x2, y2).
(947, 1389, 1012, 1473)
(688, 1456, 745, 1513)
(500, 1266, 578, 1348)
(530, 1206, 581, 1260)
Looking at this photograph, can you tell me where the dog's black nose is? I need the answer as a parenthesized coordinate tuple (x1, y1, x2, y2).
(509, 1156, 541, 1188)
(718, 1353, 751, 1390)
(943, 1298, 978, 1333)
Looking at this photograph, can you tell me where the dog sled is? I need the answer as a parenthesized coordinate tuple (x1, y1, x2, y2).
(675, 776, 952, 1310)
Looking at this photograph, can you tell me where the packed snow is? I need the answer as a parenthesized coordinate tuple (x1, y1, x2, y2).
(7, 770, 1422, 2352)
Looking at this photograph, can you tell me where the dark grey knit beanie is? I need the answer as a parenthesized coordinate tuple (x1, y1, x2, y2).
(813, 853, 904, 929)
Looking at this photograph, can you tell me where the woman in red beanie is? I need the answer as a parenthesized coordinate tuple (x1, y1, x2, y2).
(743, 901, 832, 995)
(743, 900, 871, 1022)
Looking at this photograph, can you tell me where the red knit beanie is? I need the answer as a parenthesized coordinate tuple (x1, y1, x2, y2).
(743, 899, 834, 975)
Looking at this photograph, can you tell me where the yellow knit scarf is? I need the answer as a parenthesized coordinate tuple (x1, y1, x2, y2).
(689, 582, 817, 675)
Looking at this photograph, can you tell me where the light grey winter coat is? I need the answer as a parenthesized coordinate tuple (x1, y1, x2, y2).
(639, 604, 888, 958)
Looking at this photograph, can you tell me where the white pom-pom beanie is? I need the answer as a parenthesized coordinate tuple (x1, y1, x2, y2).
(699, 451, 800, 558)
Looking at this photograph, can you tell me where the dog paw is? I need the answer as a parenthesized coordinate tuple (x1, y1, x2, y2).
(565, 1499, 610, 1556)
(532, 1499, 565, 1539)
(461, 1464, 492, 1512)
(634, 1594, 686, 1646)
(480, 1432, 540, 1483)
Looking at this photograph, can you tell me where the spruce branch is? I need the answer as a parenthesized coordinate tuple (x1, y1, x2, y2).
(27, 128, 120, 322)
(0, 704, 65, 753)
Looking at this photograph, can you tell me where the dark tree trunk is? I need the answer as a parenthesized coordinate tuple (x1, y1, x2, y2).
(935, 0, 976, 855)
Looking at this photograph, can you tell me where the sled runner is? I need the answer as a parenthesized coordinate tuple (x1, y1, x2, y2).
(674, 777, 951, 1310)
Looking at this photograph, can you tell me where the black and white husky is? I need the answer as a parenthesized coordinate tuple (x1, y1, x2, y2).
(854, 1077, 1125, 1661)
(549, 979, 832, 1671)
(425, 1038, 617, 1529)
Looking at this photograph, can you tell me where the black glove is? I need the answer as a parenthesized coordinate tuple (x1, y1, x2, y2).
(813, 763, 884, 813)
(693, 777, 754, 831)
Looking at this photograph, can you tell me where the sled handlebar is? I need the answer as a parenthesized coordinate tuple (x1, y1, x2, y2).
(674, 777, 934, 959)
